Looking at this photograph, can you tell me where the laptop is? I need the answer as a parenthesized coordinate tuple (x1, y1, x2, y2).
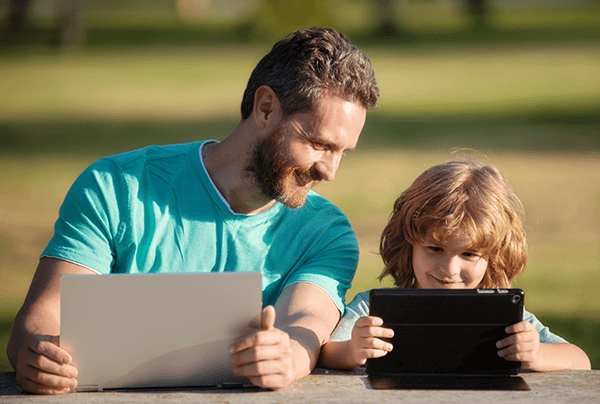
(366, 288, 530, 391)
(60, 272, 262, 392)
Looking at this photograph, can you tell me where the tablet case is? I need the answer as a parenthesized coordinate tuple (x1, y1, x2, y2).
(366, 288, 530, 390)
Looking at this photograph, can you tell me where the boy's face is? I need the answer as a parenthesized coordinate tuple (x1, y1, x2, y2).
(412, 233, 488, 289)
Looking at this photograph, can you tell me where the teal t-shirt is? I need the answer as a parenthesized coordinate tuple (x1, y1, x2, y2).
(42, 141, 359, 310)
(330, 290, 569, 344)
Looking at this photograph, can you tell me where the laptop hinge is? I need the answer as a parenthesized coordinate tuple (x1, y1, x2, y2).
(76, 385, 102, 392)
(217, 382, 246, 389)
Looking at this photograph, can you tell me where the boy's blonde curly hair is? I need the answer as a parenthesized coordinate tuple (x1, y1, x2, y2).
(379, 160, 527, 289)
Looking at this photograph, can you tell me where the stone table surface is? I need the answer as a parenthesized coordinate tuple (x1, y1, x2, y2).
(1, 368, 599, 403)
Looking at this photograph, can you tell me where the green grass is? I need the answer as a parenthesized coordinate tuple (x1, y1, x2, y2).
(1, 16, 599, 371)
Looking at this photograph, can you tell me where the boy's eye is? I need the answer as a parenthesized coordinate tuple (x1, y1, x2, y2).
(426, 246, 443, 253)
(462, 252, 480, 259)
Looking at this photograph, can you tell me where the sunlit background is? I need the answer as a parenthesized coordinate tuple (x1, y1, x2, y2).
(1, 0, 599, 371)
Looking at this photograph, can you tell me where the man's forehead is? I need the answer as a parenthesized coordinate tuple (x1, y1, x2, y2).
(292, 99, 365, 143)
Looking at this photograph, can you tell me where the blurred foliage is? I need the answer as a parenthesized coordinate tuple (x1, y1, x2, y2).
(1, 0, 600, 48)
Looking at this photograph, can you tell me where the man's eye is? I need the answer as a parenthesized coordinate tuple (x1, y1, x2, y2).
(311, 141, 327, 150)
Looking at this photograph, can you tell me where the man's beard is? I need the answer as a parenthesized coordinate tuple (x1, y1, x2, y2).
(246, 125, 322, 209)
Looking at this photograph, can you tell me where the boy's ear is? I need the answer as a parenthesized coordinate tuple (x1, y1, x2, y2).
(252, 86, 283, 130)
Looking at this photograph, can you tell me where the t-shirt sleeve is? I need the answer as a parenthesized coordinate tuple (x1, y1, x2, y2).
(42, 158, 122, 274)
(283, 208, 359, 313)
(329, 291, 370, 341)
(523, 308, 569, 344)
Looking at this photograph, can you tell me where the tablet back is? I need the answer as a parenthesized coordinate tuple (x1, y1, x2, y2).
(60, 272, 262, 391)
(366, 289, 524, 377)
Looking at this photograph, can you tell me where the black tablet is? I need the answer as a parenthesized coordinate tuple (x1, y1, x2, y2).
(366, 288, 525, 381)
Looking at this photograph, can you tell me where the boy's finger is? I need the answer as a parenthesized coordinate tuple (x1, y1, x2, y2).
(496, 333, 519, 349)
(371, 327, 394, 339)
(355, 316, 384, 327)
(358, 337, 394, 353)
(360, 348, 391, 359)
(354, 325, 394, 339)
(505, 321, 532, 334)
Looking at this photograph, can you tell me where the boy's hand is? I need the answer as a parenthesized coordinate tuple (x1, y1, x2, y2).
(496, 321, 541, 370)
(349, 316, 394, 366)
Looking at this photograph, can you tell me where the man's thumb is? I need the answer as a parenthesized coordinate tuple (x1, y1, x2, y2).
(261, 305, 276, 330)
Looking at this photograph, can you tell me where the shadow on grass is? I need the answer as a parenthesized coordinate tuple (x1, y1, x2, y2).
(1, 112, 599, 157)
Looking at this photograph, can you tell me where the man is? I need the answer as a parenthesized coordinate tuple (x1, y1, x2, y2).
(7, 27, 379, 394)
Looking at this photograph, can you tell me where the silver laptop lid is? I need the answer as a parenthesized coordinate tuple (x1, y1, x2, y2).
(60, 272, 262, 391)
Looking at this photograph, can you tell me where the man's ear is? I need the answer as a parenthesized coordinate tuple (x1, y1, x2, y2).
(252, 86, 283, 129)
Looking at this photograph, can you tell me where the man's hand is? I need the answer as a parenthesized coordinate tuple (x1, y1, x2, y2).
(15, 334, 78, 395)
(497, 321, 541, 370)
(7, 257, 95, 395)
(229, 305, 294, 390)
(348, 316, 394, 366)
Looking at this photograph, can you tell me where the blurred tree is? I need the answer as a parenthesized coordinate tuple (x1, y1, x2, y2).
(372, 0, 402, 39)
(55, 0, 85, 50)
(1, 0, 85, 50)
(2, 0, 33, 44)
(239, 0, 337, 41)
(465, 0, 488, 31)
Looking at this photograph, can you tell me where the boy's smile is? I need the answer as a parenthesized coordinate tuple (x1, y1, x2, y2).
(412, 233, 488, 289)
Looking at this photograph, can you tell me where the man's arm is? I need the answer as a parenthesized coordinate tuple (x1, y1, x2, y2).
(7, 257, 96, 394)
(229, 282, 341, 390)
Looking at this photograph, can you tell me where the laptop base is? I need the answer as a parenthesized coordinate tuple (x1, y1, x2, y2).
(368, 375, 530, 391)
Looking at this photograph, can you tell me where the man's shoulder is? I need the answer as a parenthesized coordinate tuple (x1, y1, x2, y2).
(84, 141, 206, 182)
(103, 141, 203, 167)
(303, 190, 344, 215)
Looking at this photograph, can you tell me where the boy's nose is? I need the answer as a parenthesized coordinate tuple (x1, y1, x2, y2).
(441, 257, 462, 276)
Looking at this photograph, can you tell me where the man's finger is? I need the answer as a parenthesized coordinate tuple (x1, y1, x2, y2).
(22, 349, 78, 379)
(16, 375, 73, 396)
(28, 336, 72, 365)
(232, 340, 291, 367)
(17, 363, 78, 393)
(261, 305, 276, 331)
(230, 328, 286, 354)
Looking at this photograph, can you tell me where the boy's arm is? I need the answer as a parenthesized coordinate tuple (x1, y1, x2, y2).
(497, 321, 591, 371)
(319, 340, 362, 369)
(531, 343, 591, 371)
(7, 257, 96, 394)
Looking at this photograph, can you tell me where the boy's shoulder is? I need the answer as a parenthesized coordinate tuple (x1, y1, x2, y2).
(346, 290, 372, 316)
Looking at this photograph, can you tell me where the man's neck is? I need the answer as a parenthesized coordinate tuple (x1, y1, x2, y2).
(202, 125, 276, 215)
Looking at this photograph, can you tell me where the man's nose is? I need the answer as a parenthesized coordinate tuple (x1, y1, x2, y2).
(316, 152, 342, 182)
